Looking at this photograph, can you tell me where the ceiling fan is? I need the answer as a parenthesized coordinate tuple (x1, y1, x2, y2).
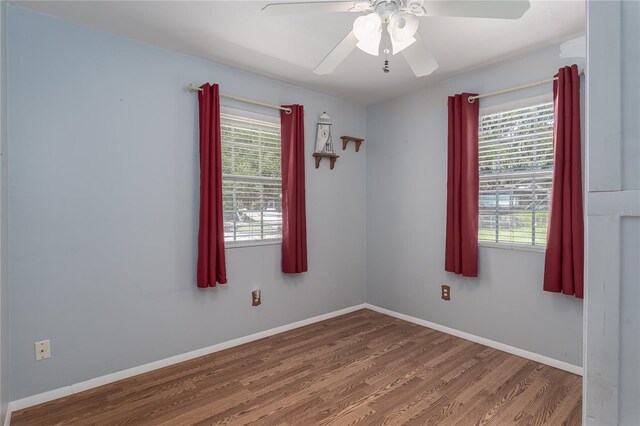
(262, 0, 530, 76)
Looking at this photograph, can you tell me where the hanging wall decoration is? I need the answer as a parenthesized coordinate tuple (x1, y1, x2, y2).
(315, 112, 335, 153)
(313, 112, 339, 169)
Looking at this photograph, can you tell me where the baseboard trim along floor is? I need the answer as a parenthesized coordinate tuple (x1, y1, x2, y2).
(7, 303, 367, 414)
(365, 303, 583, 376)
(8, 302, 582, 417)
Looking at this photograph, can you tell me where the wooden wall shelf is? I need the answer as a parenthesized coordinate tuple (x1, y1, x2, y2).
(341, 136, 365, 152)
(313, 153, 339, 170)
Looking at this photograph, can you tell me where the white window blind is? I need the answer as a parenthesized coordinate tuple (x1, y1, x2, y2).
(221, 113, 282, 245)
(478, 101, 554, 248)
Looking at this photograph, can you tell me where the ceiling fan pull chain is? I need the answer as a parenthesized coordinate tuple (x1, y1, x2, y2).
(382, 21, 391, 73)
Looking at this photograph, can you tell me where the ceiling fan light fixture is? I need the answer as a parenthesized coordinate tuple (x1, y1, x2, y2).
(390, 35, 416, 54)
(353, 13, 382, 56)
(356, 32, 382, 56)
(353, 13, 381, 41)
(301, 0, 529, 78)
(389, 12, 419, 42)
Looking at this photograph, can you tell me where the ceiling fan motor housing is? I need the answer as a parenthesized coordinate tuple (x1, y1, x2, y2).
(374, 0, 399, 18)
(371, 0, 427, 18)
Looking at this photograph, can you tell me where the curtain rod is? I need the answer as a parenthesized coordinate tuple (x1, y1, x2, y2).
(187, 83, 291, 114)
(468, 68, 585, 103)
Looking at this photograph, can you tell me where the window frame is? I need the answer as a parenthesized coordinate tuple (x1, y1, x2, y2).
(220, 106, 282, 249)
(477, 95, 554, 253)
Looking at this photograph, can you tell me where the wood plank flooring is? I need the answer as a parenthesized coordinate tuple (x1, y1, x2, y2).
(11, 309, 582, 425)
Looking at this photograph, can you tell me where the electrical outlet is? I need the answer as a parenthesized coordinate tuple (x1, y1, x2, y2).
(35, 340, 51, 361)
(441, 285, 451, 301)
(252, 289, 262, 306)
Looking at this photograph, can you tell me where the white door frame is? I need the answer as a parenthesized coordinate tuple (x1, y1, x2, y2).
(584, 1, 640, 424)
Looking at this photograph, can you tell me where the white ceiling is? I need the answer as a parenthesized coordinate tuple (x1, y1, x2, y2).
(14, 0, 585, 104)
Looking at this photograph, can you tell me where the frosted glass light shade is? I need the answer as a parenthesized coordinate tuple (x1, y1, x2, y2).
(356, 32, 382, 56)
(353, 13, 382, 56)
(391, 35, 416, 54)
(389, 12, 419, 42)
(353, 13, 382, 42)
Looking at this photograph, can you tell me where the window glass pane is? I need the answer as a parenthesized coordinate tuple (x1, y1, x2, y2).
(478, 102, 554, 248)
(221, 114, 282, 245)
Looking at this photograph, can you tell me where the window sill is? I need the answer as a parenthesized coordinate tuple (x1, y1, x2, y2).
(225, 240, 281, 249)
(479, 242, 546, 253)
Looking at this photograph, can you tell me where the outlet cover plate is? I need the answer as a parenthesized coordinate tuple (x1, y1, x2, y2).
(35, 340, 51, 360)
(252, 289, 262, 306)
(441, 285, 451, 301)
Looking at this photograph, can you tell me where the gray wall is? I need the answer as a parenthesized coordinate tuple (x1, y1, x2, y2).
(7, 6, 366, 400)
(0, 0, 9, 421)
(366, 44, 585, 367)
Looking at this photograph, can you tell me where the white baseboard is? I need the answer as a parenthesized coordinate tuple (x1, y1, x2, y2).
(8, 303, 366, 415)
(365, 303, 583, 376)
(7, 302, 581, 420)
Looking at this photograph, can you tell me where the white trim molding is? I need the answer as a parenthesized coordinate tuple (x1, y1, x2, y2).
(365, 303, 583, 376)
(6, 302, 583, 420)
(584, 1, 640, 424)
(7, 304, 366, 415)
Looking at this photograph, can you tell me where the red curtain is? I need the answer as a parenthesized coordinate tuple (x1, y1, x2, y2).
(197, 83, 227, 287)
(281, 105, 308, 274)
(544, 65, 584, 298)
(445, 93, 479, 277)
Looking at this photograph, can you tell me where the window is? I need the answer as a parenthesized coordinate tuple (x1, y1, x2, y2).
(221, 111, 282, 245)
(478, 101, 554, 249)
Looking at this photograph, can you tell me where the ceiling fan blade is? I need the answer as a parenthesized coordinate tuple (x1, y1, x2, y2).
(402, 35, 438, 77)
(261, 1, 357, 15)
(314, 30, 358, 75)
(423, 0, 530, 19)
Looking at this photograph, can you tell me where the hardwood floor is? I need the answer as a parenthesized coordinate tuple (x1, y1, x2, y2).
(11, 309, 582, 425)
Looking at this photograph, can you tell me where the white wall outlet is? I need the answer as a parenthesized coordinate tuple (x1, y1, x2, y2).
(35, 340, 51, 360)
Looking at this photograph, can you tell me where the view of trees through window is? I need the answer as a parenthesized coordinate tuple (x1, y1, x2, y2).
(478, 101, 554, 247)
(221, 114, 282, 244)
